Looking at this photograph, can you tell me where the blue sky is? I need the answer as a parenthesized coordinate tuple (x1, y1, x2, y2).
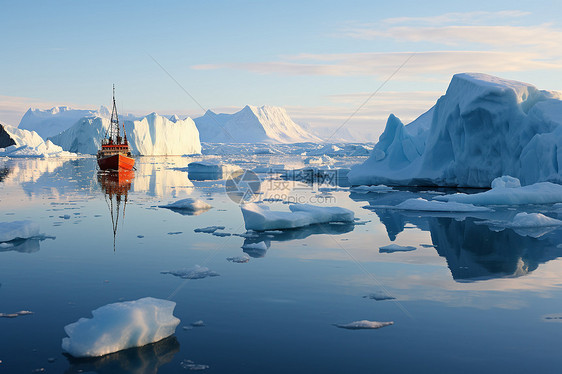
(1, 0, 561, 140)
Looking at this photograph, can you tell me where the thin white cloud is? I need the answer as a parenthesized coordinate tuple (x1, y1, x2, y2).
(192, 50, 561, 78)
(380, 10, 531, 26)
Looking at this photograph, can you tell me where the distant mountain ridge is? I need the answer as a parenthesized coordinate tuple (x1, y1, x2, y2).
(194, 105, 322, 143)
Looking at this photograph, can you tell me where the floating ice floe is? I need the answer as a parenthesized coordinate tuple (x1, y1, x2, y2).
(334, 320, 394, 330)
(0, 310, 33, 318)
(161, 265, 220, 280)
(241, 203, 355, 231)
(227, 255, 250, 263)
(0, 220, 40, 242)
(61, 297, 180, 358)
(191, 320, 205, 327)
(194, 226, 225, 234)
(393, 198, 493, 212)
(159, 198, 212, 213)
(436, 176, 562, 205)
(379, 244, 417, 253)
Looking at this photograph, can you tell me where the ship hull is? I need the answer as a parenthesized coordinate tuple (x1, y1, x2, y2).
(97, 154, 135, 171)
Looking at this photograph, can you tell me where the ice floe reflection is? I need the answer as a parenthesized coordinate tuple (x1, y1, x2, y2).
(352, 189, 562, 281)
(64, 336, 179, 374)
(241, 221, 355, 258)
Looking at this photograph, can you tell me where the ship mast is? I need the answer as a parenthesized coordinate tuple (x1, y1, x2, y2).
(110, 84, 121, 144)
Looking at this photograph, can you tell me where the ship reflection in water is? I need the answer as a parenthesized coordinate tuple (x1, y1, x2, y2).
(97, 169, 134, 251)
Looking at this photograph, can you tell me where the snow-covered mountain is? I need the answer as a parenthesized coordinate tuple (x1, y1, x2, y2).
(0, 123, 75, 157)
(194, 105, 322, 143)
(18, 106, 110, 138)
(49, 113, 201, 156)
(348, 73, 562, 187)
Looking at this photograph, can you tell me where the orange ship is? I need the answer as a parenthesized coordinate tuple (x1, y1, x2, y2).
(97, 85, 135, 171)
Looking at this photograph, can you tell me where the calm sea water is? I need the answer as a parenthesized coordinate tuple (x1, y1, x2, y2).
(1, 156, 562, 373)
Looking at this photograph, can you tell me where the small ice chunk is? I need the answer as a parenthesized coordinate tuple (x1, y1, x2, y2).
(227, 255, 250, 263)
(191, 320, 205, 327)
(0, 310, 33, 318)
(491, 175, 521, 189)
(212, 231, 231, 237)
(0, 220, 40, 242)
(159, 198, 212, 212)
(335, 320, 394, 330)
(379, 244, 416, 253)
(241, 203, 354, 231)
(180, 359, 209, 371)
(61, 297, 180, 358)
(194, 226, 225, 233)
(161, 265, 220, 280)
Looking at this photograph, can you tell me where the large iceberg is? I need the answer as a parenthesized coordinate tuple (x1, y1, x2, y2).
(61, 297, 180, 358)
(49, 113, 201, 155)
(194, 105, 322, 143)
(0, 124, 75, 158)
(348, 73, 562, 187)
(17, 106, 108, 138)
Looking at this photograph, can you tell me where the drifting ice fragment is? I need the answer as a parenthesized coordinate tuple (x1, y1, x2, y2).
(241, 203, 354, 231)
(159, 198, 212, 212)
(0, 310, 33, 318)
(61, 297, 180, 358)
(161, 265, 220, 279)
(379, 244, 417, 253)
(194, 226, 225, 234)
(227, 255, 250, 263)
(0, 220, 40, 242)
(335, 320, 394, 330)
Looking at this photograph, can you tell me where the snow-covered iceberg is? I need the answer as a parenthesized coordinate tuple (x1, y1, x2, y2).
(61, 297, 180, 358)
(194, 105, 322, 143)
(348, 73, 562, 187)
(241, 203, 355, 231)
(49, 113, 201, 156)
(18, 106, 109, 138)
(0, 124, 75, 158)
(0, 220, 40, 242)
